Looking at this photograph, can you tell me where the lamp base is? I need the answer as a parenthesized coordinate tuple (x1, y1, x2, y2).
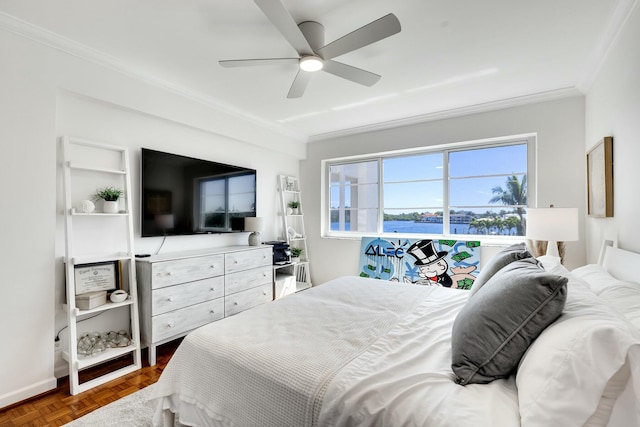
(545, 240, 560, 258)
(248, 231, 261, 246)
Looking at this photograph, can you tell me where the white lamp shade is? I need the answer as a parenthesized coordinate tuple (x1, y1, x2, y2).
(526, 208, 579, 242)
(244, 216, 263, 232)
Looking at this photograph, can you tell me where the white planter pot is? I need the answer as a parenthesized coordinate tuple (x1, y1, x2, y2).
(103, 200, 119, 213)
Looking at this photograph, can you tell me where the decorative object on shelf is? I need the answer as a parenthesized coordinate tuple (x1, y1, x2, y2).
(287, 226, 303, 239)
(110, 289, 128, 303)
(93, 186, 124, 213)
(76, 290, 107, 310)
(74, 261, 120, 294)
(285, 177, 295, 191)
(77, 330, 132, 357)
(526, 205, 579, 263)
(290, 247, 303, 262)
(586, 136, 613, 218)
(287, 201, 300, 215)
(244, 216, 264, 246)
(80, 199, 95, 213)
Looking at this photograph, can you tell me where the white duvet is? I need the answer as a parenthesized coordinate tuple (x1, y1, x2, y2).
(151, 276, 519, 427)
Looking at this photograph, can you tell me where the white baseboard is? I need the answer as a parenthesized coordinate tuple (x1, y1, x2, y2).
(0, 377, 57, 409)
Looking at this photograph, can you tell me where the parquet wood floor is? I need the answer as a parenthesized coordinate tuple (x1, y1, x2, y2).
(0, 339, 181, 427)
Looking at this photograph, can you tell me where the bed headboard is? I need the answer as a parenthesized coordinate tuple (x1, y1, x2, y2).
(600, 243, 640, 284)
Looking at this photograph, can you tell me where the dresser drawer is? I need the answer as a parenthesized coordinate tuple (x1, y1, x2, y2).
(151, 254, 224, 289)
(152, 276, 224, 315)
(225, 283, 272, 316)
(225, 248, 271, 274)
(152, 298, 224, 342)
(225, 265, 272, 295)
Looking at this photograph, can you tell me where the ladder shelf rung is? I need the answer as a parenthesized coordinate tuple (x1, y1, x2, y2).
(68, 162, 126, 175)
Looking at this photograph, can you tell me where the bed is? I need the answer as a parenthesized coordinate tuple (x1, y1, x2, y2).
(150, 243, 640, 427)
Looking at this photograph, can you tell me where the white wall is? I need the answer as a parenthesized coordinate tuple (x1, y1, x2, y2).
(585, 1, 640, 262)
(301, 97, 587, 286)
(0, 27, 302, 407)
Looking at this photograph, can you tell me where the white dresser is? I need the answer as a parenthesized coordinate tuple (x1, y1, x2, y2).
(136, 245, 272, 365)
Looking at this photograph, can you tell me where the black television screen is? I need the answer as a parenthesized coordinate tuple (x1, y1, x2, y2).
(141, 148, 256, 237)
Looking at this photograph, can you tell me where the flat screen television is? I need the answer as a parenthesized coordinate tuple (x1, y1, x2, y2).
(141, 148, 256, 237)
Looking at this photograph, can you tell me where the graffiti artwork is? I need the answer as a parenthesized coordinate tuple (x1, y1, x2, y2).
(358, 237, 481, 289)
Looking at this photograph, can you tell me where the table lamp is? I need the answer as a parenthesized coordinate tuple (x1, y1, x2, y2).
(244, 217, 263, 246)
(526, 206, 579, 258)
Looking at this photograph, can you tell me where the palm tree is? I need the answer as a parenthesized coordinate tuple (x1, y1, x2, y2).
(489, 175, 527, 235)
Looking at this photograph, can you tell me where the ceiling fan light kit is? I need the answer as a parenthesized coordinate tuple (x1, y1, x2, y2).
(219, 0, 401, 98)
(299, 56, 323, 72)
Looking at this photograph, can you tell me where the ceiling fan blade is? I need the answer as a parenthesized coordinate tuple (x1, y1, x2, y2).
(322, 60, 381, 86)
(254, 0, 314, 56)
(318, 13, 401, 59)
(219, 58, 298, 68)
(287, 70, 312, 98)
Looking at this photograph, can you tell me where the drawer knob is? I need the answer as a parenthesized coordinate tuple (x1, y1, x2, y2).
(210, 265, 216, 269)
(167, 297, 174, 302)
(210, 287, 215, 291)
(210, 310, 215, 314)
(234, 260, 239, 264)
(234, 302, 238, 306)
(262, 291, 267, 296)
(167, 322, 174, 328)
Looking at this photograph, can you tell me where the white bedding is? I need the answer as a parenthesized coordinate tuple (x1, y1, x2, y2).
(151, 269, 640, 427)
(150, 276, 519, 427)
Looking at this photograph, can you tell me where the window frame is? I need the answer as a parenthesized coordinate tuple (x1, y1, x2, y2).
(322, 134, 536, 241)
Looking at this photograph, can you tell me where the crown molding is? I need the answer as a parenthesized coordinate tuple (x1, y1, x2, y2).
(577, 0, 639, 93)
(308, 87, 582, 142)
(0, 11, 306, 143)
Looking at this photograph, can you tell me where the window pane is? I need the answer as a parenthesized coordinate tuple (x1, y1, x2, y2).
(330, 183, 378, 209)
(383, 209, 443, 234)
(383, 153, 443, 182)
(384, 181, 442, 208)
(449, 144, 527, 177)
(330, 209, 377, 232)
(450, 174, 526, 207)
(330, 161, 378, 185)
(451, 207, 526, 236)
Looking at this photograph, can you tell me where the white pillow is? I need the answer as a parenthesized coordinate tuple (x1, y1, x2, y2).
(598, 282, 640, 330)
(516, 265, 640, 427)
(571, 263, 618, 293)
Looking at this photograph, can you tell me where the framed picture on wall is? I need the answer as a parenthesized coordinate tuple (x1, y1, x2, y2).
(586, 136, 613, 217)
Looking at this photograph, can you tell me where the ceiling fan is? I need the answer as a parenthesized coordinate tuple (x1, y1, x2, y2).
(219, 0, 401, 98)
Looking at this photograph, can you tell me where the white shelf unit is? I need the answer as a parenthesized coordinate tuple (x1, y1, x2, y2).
(277, 175, 311, 292)
(61, 136, 142, 395)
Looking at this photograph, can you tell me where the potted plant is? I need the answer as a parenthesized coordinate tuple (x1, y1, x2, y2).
(93, 187, 124, 213)
(290, 247, 303, 262)
(288, 200, 300, 215)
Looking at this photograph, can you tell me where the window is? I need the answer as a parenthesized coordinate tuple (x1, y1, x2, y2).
(325, 137, 532, 239)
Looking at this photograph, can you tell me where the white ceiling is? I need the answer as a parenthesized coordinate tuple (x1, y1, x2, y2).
(0, 0, 630, 141)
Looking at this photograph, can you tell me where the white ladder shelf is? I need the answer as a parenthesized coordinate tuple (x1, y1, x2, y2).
(278, 175, 312, 292)
(61, 136, 142, 395)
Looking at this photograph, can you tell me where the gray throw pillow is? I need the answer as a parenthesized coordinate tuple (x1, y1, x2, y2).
(451, 258, 567, 385)
(469, 242, 532, 297)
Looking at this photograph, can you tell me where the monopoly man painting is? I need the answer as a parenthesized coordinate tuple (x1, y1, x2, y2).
(358, 237, 481, 290)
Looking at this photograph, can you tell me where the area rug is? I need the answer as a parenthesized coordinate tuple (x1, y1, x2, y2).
(64, 385, 167, 426)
